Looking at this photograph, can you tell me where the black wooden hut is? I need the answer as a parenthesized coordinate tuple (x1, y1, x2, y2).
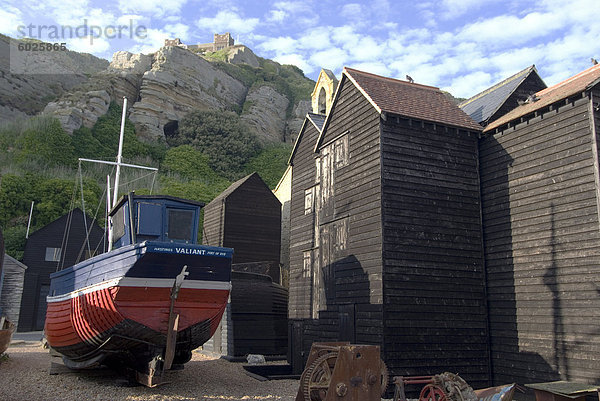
(479, 63, 600, 385)
(0, 254, 27, 328)
(18, 208, 104, 332)
(202, 172, 287, 357)
(288, 68, 490, 387)
(459, 65, 547, 127)
(203, 172, 281, 264)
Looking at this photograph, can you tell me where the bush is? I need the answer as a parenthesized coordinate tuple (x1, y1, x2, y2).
(16, 118, 76, 167)
(162, 145, 227, 185)
(244, 143, 292, 189)
(174, 110, 261, 180)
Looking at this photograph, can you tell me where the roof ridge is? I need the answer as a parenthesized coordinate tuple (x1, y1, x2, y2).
(344, 67, 440, 91)
(459, 65, 536, 108)
(537, 63, 600, 96)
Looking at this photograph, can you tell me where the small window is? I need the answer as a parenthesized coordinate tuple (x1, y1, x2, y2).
(167, 208, 194, 241)
(303, 251, 311, 278)
(334, 136, 349, 168)
(304, 188, 314, 215)
(45, 247, 61, 262)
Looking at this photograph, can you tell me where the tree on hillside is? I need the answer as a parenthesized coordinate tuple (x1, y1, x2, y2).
(173, 110, 261, 180)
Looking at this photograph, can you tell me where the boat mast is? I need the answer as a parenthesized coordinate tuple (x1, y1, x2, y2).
(78, 96, 157, 253)
(113, 97, 127, 207)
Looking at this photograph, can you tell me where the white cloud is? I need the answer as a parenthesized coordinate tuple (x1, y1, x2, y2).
(309, 48, 349, 72)
(67, 36, 110, 54)
(445, 71, 493, 99)
(197, 10, 259, 35)
(118, 0, 188, 17)
(1, 7, 25, 37)
(340, 3, 363, 19)
(257, 36, 298, 55)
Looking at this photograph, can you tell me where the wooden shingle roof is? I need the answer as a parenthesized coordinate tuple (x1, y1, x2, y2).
(459, 65, 544, 124)
(343, 67, 482, 131)
(485, 63, 600, 132)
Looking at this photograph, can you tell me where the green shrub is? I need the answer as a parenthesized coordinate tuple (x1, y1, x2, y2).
(174, 110, 262, 180)
(244, 143, 292, 189)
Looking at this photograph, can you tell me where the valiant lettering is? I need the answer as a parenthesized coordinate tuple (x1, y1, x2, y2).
(175, 248, 206, 255)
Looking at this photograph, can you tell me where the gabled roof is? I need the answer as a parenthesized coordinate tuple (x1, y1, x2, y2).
(314, 67, 481, 151)
(459, 65, 545, 124)
(288, 112, 326, 165)
(3, 254, 27, 270)
(206, 172, 273, 207)
(343, 67, 482, 131)
(485, 63, 600, 132)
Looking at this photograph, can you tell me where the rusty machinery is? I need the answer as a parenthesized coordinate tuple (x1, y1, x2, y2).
(392, 373, 478, 401)
(295, 342, 389, 401)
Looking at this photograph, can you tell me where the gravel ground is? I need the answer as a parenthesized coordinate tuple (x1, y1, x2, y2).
(0, 342, 299, 401)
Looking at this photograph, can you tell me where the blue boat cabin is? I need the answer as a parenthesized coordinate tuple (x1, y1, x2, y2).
(110, 194, 205, 249)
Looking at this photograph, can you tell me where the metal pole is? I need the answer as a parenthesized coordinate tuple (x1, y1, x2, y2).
(107, 175, 113, 252)
(25, 201, 34, 239)
(112, 96, 127, 207)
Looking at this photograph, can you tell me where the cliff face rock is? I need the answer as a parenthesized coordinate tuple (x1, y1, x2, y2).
(43, 90, 111, 133)
(2, 35, 316, 145)
(227, 46, 260, 68)
(0, 35, 108, 122)
(128, 46, 248, 140)
(287, 100, 312, 142)
(241, 85, 289, 143)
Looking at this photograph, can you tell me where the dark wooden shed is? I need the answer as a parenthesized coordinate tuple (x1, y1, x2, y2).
(288, 68, 489, 387)
(18, 208, 104, 332)
(203, 172, 281, 264)
(202, 172, 287, 357)
(479, 63, 600, 385)
(0, 254, 27, 328)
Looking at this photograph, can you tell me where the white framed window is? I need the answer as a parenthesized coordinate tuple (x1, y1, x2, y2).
(45, 247, 62, 262)
(334, 135, 349, 168)
(304, 187, 314, 215)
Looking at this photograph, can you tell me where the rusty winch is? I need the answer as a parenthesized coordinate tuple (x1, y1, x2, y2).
(295, 342, 388, 401)
(392, 373, 478, 401)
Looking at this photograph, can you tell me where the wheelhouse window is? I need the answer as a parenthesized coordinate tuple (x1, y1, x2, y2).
(45, 247, 62, 262)
(167, 208, 194, 241)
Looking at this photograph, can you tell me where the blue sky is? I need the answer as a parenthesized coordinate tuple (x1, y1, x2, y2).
(2, 0, 599, 98)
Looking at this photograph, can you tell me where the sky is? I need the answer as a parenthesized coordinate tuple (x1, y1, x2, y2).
(2, 0, 599, 98)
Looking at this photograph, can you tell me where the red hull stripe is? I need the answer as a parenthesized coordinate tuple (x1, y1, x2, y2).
(47, 278, 231, 303)
(45, 285, 230, 348)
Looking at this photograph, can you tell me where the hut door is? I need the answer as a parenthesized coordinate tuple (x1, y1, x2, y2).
(35, 284, 49, 331)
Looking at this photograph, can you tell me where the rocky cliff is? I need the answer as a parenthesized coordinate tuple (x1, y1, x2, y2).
(0, 35, 109, 123)
(0, 36, 314, 144)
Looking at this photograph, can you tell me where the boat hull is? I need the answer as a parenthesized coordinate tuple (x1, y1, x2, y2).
(44, 241, 232, 376)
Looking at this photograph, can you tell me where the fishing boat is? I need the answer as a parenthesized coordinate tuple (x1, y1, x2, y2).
(44, 97, 233, 386)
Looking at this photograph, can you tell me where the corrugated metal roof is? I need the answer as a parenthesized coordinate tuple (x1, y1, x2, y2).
(344, 67, 482, 131)
(459, 65, 541, 124)
(484, 63, 600, 132)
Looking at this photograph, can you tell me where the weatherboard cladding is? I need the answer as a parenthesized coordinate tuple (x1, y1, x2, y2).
(485, 63, 600, 132)
(19, 208, 104, 332)
(289, 69, 490, 387)
(459, 65, 546, 124)
(480, 87, 600, 384)
(203, 172, 281, 265)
